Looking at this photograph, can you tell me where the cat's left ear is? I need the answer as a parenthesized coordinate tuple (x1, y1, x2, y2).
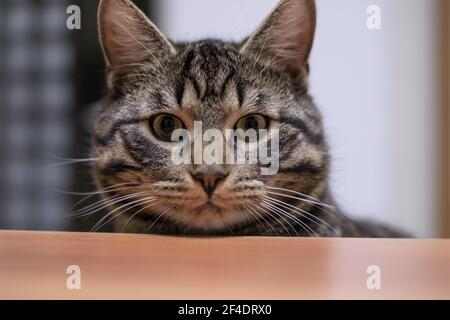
(241, 0, 316, 85)
(98, 0, 176, 88)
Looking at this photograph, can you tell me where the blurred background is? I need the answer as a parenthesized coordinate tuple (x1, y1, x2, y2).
(0, 0, 448, 237)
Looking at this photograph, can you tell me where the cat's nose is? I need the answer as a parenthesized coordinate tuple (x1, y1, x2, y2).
(191, 166, 227, 198)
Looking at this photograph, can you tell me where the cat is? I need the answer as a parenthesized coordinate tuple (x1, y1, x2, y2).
(91, 0, 407, 237)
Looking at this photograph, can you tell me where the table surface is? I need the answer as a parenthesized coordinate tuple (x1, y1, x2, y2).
(0, 231, 449, 300)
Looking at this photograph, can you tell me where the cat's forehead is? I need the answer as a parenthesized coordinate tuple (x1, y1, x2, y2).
(119, 40, 274, 127)
(177, 40, 240, 71)
(174, 41, 242, 103)
(168, 41, 260, 125)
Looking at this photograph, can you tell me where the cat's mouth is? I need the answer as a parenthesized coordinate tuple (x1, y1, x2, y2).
(193, 201, 222, 215)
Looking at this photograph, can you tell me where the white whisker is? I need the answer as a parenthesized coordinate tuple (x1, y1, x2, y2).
(91, 196, 157, 232)
(121, 200, 162, 232)
(263, 195, 337, 236)
(263, 187, 336, 210)
(45, 158, 100, 169)
(70, 182, 139, 213)
(246, 205, 279, 236)
(75, 192, 147, 218)
(256, 202, 297, 236)
(260, 200, 315, 237)
(145, 204, 175, 233)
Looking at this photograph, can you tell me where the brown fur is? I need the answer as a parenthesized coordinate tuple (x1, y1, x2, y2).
(90, 0, 407, 238)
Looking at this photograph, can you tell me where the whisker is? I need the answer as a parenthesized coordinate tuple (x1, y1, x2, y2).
(242, 207, 266, 235)
(257, 177, 305, 182)
(262, 187, 336, 210)
(45, 158, 100, 169)
(46, 153, 96, 161)
(48, 181, 138, 197)
(261, 186, 344, 224)
(246, 205, 279, 236)
(121, 200, 162, 232)
(70, 182, 139, 213)
(260, 200, 315, 237)
(72, 187, 143, 215)
(263, 186, 336, 208)
(263, 195, 337, 236)
(255, 202, 297, 236)
(75, 192, 148, 218)
(263, 200, 315, 236)
(145, 204, 175, 233)
(91, 196, 157, 232)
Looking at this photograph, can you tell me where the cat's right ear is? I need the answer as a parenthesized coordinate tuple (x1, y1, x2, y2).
(240, 0, 316, 87)
(98, 0, 175, 90)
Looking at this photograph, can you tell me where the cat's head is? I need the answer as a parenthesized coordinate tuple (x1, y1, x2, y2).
(92, 0, 329, 234)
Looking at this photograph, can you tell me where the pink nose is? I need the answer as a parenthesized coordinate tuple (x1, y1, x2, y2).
(191, 169, 227, 198)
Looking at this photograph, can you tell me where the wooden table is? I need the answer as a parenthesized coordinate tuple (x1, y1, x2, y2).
(0, 231, 449, 300)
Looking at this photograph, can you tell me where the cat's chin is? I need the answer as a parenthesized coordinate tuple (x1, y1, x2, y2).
(161, 203, 251, 233)
(176, 208, 237, 231)
(193, 202, 220, 215)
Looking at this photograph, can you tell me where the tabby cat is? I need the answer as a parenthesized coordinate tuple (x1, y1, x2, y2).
(91, 0, 406, 237)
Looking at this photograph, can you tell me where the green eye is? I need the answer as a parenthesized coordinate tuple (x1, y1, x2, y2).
(151, 114, 184, 141)
(235, 114, 268, 132)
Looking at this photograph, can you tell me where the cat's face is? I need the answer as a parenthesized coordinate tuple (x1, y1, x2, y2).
(92, 0, 329, 234)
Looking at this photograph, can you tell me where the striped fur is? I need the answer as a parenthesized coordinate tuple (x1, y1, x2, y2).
(90, 0, 407, 237)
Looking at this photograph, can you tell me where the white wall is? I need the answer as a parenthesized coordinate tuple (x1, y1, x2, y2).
(155, 0, 441, 237)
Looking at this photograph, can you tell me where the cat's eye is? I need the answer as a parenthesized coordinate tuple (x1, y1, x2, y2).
(235, 114, 268, 132)
(151, 114, 184, 141)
